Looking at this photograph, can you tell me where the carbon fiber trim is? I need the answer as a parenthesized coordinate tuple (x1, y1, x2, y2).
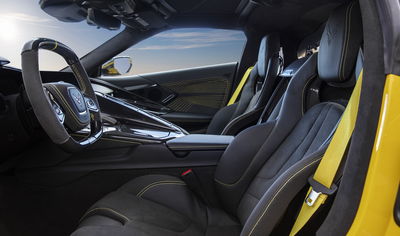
(162, 77, 230, 114)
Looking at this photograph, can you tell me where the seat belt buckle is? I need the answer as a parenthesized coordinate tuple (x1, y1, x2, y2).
(306, 189, 322, 206)
(305, 176, 338, 206)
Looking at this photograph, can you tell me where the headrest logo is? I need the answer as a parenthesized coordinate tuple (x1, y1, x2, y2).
(326, 25, 336, 45)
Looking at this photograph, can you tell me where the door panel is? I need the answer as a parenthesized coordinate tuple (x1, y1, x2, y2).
(100, 62, 237, 132)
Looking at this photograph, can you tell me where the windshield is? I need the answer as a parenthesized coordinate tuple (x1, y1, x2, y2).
(0, 0, 122, 71)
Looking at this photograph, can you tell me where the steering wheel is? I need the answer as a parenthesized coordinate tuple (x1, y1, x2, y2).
(21, 38, 102, 152)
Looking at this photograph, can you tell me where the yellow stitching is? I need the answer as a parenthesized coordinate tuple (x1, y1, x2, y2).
(247, 158, 322, 236)
(343, 3, 354, 80)
(339, 3, 354, 80)
(49, 85, 86, 125)
(301, 75, 317, 115)
(137, 181, 186, 197)
(222, 108, 263, 134)
(70, 63, 87, 92)
(214, 77, 316, 188)
(51, 41, 58, 51)
(214, 178, 232, 187)
(80, 207, 130, 223)
(340, 3, 354, 81)
(136, 181, 186, 197)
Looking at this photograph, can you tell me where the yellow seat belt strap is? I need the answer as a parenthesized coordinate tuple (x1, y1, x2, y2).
(227, 66, 254, 105)
(290, 71, 363, 236)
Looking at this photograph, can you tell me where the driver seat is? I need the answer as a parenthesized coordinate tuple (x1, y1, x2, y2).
(206, 33, 281, 135)
(72, 2, 362, 236)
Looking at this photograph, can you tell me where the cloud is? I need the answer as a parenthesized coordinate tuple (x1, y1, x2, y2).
(0, 12, 60, 29)
(1, 12, 52, 23)
(156, 32, 209, 38)
(156, 30, 244, 43)
(135, 43, 214, 50)
(133, 29, 245, 50)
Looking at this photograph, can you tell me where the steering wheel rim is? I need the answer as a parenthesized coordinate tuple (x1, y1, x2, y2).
(21, 38, 102, 152)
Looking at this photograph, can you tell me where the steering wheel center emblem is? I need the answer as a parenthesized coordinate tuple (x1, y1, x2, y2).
(68, 87, 86, 113)
(73, 94, 82, 104)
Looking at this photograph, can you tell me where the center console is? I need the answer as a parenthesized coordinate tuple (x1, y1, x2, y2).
(68, 91, 234, 167)
(75, 92, 234, 153)
(20, 91, 234, 186)
(16, 71, 234, 187)
(77, 92, 188, 144)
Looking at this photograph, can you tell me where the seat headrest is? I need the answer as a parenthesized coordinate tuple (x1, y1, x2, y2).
(257, 33, 280, 78)
(318, 1, 362, 83)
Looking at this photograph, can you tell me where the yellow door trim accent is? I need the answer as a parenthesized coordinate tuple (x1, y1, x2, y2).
(348, 74, 400, 236)
(290, 71, 363, 236)
(227, 66, 254, 105)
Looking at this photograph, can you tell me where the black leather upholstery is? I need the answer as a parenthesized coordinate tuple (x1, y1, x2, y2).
(73, 2, 363, 236)
(214, 54, 318, 214)
(257, 35, 280, 78)
(238, 103, 343, 235)
(75, 175, 240, 236)
(206, 33, 280, 135)
(318, 1, 363, 83)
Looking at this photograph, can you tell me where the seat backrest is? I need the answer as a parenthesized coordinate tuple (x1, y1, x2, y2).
(214, 1, 363, 235)
(206, 33, 280, 134)
(215, 48, 319, 215)
(257, 55, 312, 124)
(234, 33, 281, 115)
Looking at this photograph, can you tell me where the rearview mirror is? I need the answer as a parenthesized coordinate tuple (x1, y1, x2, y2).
(101, 56, 132, 76)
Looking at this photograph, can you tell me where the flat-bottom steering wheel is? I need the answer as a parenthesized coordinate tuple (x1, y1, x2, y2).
(21, 38, 102, 152)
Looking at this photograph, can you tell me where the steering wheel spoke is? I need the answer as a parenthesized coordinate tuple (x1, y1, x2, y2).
(84, 96, 99, 112)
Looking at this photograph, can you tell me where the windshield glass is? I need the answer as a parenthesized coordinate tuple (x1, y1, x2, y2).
(0, 0, 122, 71)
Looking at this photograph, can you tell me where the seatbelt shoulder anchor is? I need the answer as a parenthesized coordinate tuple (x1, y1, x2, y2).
(306, 176, 338, 206)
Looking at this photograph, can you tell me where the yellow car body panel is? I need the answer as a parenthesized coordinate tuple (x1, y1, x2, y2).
(348, 74, 400, 235)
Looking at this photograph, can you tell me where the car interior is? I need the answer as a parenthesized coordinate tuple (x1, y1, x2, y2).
(0, 0, 390, 235)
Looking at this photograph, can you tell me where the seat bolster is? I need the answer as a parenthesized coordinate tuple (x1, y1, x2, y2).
(76, 174, 241, 236)
(215, 121, 276, 185)
(80, 189, 195, 232)
(72, 225, 150, 236)
(240, 151, 324, 236)
(207, 103, 239, 134)
(215, 54, 319, 214)
(73, 220, 204, 236)
(119, 174, 185, 196)
(257, 34, 280, 78)
(238, 102, 345, 234)
(221, 108, 264, 135)
(214, 121, 278, 214)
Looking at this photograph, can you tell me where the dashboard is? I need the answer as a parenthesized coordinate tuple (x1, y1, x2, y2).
(0, 65, 187, 161)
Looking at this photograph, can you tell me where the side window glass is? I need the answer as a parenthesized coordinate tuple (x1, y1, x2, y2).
(101, 28, 246, 76)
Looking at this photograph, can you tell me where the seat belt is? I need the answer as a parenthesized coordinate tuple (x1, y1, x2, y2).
(289, 71, 363, 236)
(227, 66, 254, 105)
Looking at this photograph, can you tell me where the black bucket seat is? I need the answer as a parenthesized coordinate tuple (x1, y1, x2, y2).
(72, 2, 362, 236)
(206, 33, 280, 135)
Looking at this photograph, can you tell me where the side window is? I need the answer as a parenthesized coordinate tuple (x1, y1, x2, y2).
(102, 28, 246, 76)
